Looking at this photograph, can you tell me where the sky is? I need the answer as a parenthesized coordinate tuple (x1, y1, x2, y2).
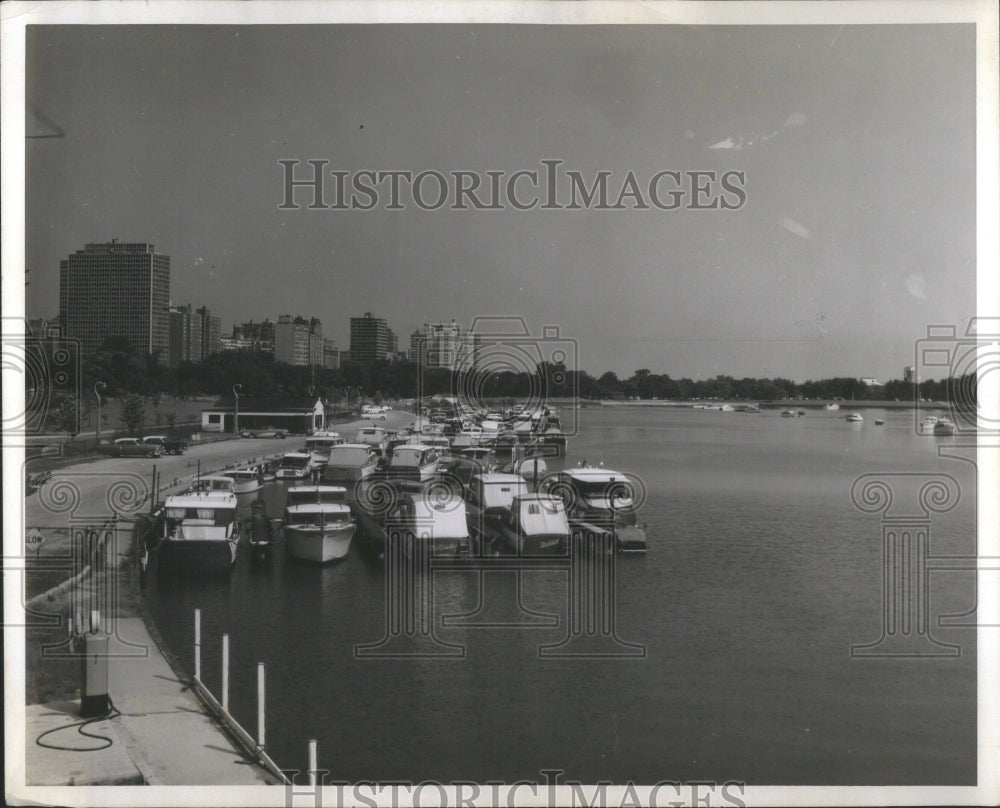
(23, 22, 977, 382)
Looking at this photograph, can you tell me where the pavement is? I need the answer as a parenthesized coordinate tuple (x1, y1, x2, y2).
(25, 618, 276, 786)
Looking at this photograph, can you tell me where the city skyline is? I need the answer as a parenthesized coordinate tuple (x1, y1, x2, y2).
(24, 24, 977, 383)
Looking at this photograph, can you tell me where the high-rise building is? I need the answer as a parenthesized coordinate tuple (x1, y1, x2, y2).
(323, 339, 341, 370)
(275, 314, 323, 366)
(59, 240, 170, 359)
(168, 304, 220, 365)
(416, 321, 479, 371)
(230, 319, 276, 353)
(410, 330, 426, 365)
(196, 306, 221, 359)
(349, 312, 389, 362)
(903, 366, 916, 383)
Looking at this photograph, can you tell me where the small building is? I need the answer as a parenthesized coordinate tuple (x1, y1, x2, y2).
(201, 395, 325, 434)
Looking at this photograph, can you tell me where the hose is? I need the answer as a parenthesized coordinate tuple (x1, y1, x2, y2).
(35, 696, 121, 752)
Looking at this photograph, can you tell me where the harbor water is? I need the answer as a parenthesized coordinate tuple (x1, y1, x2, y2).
(142, 406, 978, 785)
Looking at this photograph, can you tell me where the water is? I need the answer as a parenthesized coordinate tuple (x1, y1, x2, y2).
(142, 407, 978, 785)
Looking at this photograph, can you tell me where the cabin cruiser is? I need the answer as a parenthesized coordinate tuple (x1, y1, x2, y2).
(845, 412, 864, 423)
(387, 444, 441, 483)
(283, 492, 356, 563)
(494, 494, 571, 556)
(356, 426, 388, 450)
(276, 451, 317, 480)
(543, 467, 647, 552)
(185, 475, 236, 495)
(386, 492, 473, 558)
(463, 472, 530, 552)
(780, 410, 797, 418)
(825, 402, 841, 411)
(222, 468, 262, 494)
(933, 418, 956, 436)
(158, 488, 241, 569)
(322, 443, 381, 485)
(303, 432, 345, 467)
(919, 415, 940, 434)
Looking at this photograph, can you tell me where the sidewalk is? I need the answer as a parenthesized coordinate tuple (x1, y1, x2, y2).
(26, 618, 276, 786)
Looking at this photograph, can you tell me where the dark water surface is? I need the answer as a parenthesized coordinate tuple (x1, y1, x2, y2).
(142, 406, 978, 785)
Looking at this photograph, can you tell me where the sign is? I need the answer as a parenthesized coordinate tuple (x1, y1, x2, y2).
(25, 528, 45, 552)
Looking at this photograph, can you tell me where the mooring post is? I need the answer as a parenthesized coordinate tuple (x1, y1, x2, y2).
(194, 609, 201, 681)
(308, 739, 318, 786)
(222, 633, 230, 712)
(257, 662, 266, 749)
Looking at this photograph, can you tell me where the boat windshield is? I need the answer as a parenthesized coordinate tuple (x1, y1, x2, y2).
(287, 489, 346, 505)
(285, 511, 350, 525)
(165, 507, 234, 525)
(570, 478, 635, 508)
(306, 439, 336, 450)
(280, 456, 311, 469)
(329, 447, 374, 465)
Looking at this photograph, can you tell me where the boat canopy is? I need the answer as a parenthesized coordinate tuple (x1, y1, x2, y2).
(471, 473, 529, 511)
(514, 495, 570, 537)
(402, 495, 470, 540)
(328, 444, 378, 466)
(280, 453, 312, 468)
(188, 476, 236, 494)
(391, 445, 438, 467)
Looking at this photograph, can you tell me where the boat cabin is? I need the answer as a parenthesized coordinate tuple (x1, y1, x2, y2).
(286, 485, 348, 506)
(187, 476, 236, 495)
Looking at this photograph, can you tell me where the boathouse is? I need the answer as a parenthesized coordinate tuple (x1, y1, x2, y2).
(201, 395, 325, 434)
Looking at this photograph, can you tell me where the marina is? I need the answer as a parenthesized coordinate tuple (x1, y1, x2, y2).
(136, 404, 977, 785)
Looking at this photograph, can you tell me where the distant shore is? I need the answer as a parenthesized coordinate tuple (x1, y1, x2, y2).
(593, 399, 951, 411)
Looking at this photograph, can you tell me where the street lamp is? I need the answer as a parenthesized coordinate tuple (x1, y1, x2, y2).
(233, 384, 243, 435)
(94, 382, 106, 445)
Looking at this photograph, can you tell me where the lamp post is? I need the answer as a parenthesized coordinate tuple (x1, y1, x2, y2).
(94, 382, 106, 445)
(233, 384, 243, 435)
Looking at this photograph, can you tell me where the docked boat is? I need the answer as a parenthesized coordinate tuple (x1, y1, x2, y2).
(185, 475, 236, 495)
(845, 412, 864, 422)
(276, 451, 317, 481)
(223, 468, 262, 494)
(538, 426, 567, 457)
(496, 494, 571, 557)
(388, 492, 473, 558)
(933, 418, 956, 436)
(543, 467, 647, 552)
(283, 494, 356, 564)
(919, 415, 940, 434)
(303, 432, 345, 468)
(386, 444, 441, 484)
(246, 500, 277, 561)
(158, 488, 241, 570)
(286, 484, 350, 506)
(322, 443, 382, 485)
(463, 472, 530, 552)
(356, 426, 388, 451)
(259, 459, 279, 483)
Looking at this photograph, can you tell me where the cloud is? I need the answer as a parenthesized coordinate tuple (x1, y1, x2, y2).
(905, 274, 927, 300)
(708, 137, 741, 150)
(779, 217, 813, 239)
(784, 112, 807, 128)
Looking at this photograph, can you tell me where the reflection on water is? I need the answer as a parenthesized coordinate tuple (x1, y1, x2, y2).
(143, 407, 978, 785)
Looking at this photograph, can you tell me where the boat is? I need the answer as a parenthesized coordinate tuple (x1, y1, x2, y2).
(259, 459, 279, 483)
(874, 419, 885, 426)
(356, 426, 388, 450)
(463, 472, 530, 553)
(933, 418, 956, 436)
(496, 494, 572, 556)
(222, 468, 262, 494)
(388, 492, 474, 558)
(246, 500, 277, 561)
(283, 496, 356, 563)
(543, 467, 647, 552)
(386, 444, 441, 484)
(286, 484, 350, 506)
(743, 404, 760, 414)
(322, 443, 382, 485)
(797, 410, 806, 417)
(158, 487, 241, 570)
(538, 426, 567, 457)
(185, 475, 236, 495)
(275, 451, 317, 481)
(825, 403, 841, 411)
(919, 416, 939, 434)
(845, 412, 864, 422)
(303, 432, 345, 467)
(780, 410, 797, 418)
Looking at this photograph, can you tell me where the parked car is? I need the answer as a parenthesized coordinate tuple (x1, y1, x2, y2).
(98, 438, 162, 458)
(142, 435, 188, 455)
(240, 426, 289, 439)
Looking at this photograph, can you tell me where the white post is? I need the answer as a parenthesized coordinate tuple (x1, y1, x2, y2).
(257, 662, 266, 748)
(194, 609, 201, 681)
(308, 739, 318, 786)
(222, 633, 230, 713)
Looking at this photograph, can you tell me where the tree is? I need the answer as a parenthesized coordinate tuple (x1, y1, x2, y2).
(50, 394, 80, 437)
(120, 394, 146, 436)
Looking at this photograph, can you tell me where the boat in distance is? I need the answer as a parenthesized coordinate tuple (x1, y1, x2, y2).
(933, 418, 956, 436)
(845, 412, 864, 422)
(223, 468, 262, 494)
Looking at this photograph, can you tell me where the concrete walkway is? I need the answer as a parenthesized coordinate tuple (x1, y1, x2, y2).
(26, 618, 275, 786)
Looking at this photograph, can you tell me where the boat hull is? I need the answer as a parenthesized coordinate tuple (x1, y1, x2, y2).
(285, 524, 355, 563)
(159, 538, 238, 570)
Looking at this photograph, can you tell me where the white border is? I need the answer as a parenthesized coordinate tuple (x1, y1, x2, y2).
(3, 2, 998, 806)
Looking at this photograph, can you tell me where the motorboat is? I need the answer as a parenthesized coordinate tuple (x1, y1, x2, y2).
(496, 494, 571, 557)
(185, 475, 236, 496)
(246, 500, 278, 561)
(356, 426, 388, 450)
(283, 498, 356, 563)
(933, 418, 956, 436)
(919, 415, 940, 434)
(286, 484, 349, 506)
(825, 403, 841, 411)
(158, 488, 241, 570)
(276, 451, 317, 481)
(387, 492, 473, 558)
(780, 410, 797, 418)
(386, 444, 441, 484)
(303, 432, 345, 467)
(258, 459, 279, 483)
(222, 468, 262, 494)
(874, 419, 885, 426)
(845, 412, 864, 423)
(322, 443, 381, 485)
(463, 472, 530, 552)
(538, 426, 567, 457)
(542, 467, 647, 552)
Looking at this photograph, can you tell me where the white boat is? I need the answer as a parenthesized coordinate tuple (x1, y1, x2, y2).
(497, 494, 571, 556)
(283, 501, 356, 563)
(223, 468, 262, 494)
(544, 466, 647, 552)
(185, 475, 236, 495)
(159, 489, 241, 569)
(825, 403, 841, 411)
(919, 416, 940, 434)
(276, 452, 317, 480)
(356, 426, 388, 450)
(845, 412, 864, 422)
(321, 443, 381, 485)
(303, 432, 344, 467)
(933, 418, 956, 436)
(389, 492, 473, 558)
(286, 484, 349, 506)
(780, 410, 797, 418)
(387, 444, 441, 483)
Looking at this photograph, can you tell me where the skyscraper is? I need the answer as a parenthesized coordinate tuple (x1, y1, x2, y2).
(415, 321, 479, 371)
(349, 312, 389, 362)
(59, 240, 170, 359)
(275, 314, 323, 366)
